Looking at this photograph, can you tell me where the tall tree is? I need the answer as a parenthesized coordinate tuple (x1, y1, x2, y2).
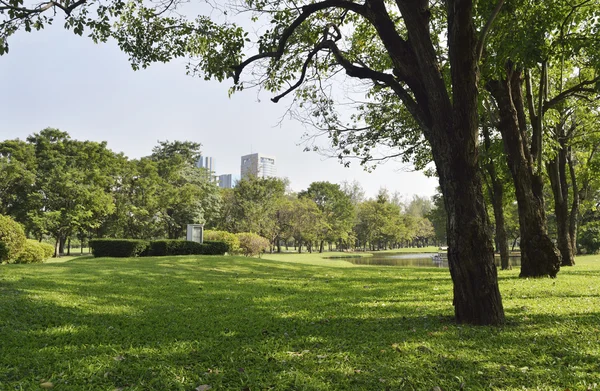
(299, 181, 354, 252)
(227, 0, 507, 324)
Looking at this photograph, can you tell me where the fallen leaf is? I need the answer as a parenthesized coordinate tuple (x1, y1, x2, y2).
(196, 385, 212, 391)
(40, 382, 54, 389)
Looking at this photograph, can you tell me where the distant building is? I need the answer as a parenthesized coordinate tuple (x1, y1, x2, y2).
(196, 156, 217, 181)
(218, 174, 233, 189)
(241, 153, 277, 179)
(195, 156, 215, 173)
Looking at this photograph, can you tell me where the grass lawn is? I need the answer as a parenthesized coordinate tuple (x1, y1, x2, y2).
(1, 254, 599, 390)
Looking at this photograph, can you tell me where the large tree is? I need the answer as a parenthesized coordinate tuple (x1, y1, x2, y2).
(227, 0, 507, 324)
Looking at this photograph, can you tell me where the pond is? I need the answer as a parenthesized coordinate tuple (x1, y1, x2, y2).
(333, 252, 521, 267)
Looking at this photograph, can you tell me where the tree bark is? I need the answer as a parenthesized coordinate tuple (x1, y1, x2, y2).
(482, 124, 511, 270)
(487, 69, 561, 278)
(547, 131, 575, 266)
(567, 148, 580, 257)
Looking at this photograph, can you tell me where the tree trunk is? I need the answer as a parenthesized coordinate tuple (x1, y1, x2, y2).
(482, 125, 511, 270)
(54, 236, 60, 258)
(567, 149, 579, 258)
(547, 135, 575, 266)
(319, 240, 324, 253)
(487, 70, 561, 277)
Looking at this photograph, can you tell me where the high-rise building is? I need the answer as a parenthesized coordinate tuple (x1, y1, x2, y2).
(195, 156, 216, 180)
(195, 156, 215, 172)
(241, 153, 276, 179)
(218, 174, 233, 189)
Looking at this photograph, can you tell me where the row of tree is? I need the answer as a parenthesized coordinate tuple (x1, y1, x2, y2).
(0, 129, 220, 255)
(0, 129, 439, 255)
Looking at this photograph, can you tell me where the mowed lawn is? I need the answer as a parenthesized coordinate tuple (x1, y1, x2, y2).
(1, 254, 599, 390)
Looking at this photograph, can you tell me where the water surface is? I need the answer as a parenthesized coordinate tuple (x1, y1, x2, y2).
(335, 252, 521, 267)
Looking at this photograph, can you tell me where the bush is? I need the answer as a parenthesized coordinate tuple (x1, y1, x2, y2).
(200, 240, 228, 255)
(89, 239, 149, 258)
(236, 232, 270, 257)
(14, 240, 46, 264)
(0, 214, 27, 262)
(146, 240, 228, 256)
(147, 240, 204, 256)
(578, 221, 600, 254)
(39, 242, 55, 259)
(204, 230, 240, 254)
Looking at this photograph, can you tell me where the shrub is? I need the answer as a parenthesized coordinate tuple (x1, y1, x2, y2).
(236, 232, 270, 257)
(200, 240, 228, 255)
(89, 239, 149, 258)
(204, 230, 240, 254)
(147, 240, 204, 256)
(0, 214, 27, 262)
(39, 242, 55, 259)
(146, 240, 227, 256)
(14, 240, 46, 264)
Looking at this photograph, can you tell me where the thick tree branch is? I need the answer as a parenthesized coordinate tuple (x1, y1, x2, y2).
(0, 0, 87, 16)
(232, 0, 366, 83)
(475, 0, 505, 62)
(323, 39, 429, 132)
(543, 76, 600, 113)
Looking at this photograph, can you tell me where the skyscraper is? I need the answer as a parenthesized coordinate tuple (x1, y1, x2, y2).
(195, 156, 215, 173)
(241, 153, 277, 179)
(218, 174, 233, 189)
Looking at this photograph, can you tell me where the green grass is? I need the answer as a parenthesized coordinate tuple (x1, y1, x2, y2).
(1, 254, 599, 390)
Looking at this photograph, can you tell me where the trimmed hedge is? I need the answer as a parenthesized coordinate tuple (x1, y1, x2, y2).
(89, 238, 229, 257)
(0, 214, 27, 262)
(90, 239, 150, 258)
(147, 240, 204, 256)
(201, 240, 228, 255)
(14, 240, 46, 264)
(204, 230, 240, 254)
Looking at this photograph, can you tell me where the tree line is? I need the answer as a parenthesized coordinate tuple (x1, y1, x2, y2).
(0, 129, 440, 255)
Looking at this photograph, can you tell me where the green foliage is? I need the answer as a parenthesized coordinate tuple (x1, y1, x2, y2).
(204, 230, 240, 254)
(13, 239, 47, 264)
(236, 232, 270, 257)
(0, 214, 26, 262)
(89, 239, 150, 258)
(38, 242, 55, 259)
(578, 221, 600, 254)
(0, 241, 7, 261)
(219, 176, 286, 240)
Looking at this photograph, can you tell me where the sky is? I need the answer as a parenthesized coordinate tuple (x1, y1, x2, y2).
(0, 23, 439, 200)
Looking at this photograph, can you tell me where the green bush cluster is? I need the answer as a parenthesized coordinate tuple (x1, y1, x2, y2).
(14, 240, 46, 264)
(38, 242, 55, 259)
(204, 230, 240, 254)
(89, 238, 228, 258)
(0, 214, 27, 262)
(236, 232, 270, 257)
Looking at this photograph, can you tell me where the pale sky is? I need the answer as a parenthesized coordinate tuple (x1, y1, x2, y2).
(0, 24, 438, 200)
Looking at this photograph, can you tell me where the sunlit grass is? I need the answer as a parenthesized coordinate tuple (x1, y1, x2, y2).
(1, 254, 599, 390)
